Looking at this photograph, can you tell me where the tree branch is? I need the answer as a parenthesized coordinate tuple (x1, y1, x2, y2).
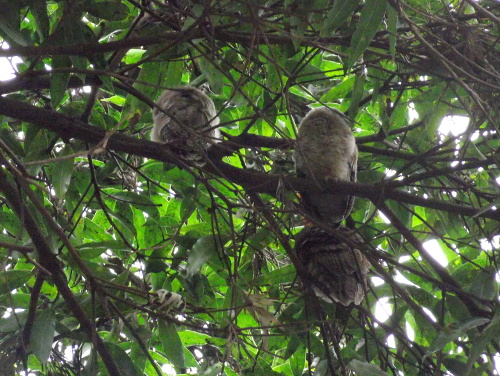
(0, 96, 498, 222)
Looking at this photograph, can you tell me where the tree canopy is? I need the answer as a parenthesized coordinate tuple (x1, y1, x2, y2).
(0, 0, 499, 375)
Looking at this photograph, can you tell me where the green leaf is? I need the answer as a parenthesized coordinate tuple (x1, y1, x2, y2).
(165, 60, 184, 89)
(320, 76, 356, 102)
(31, 308, 56, 364)
(0, 310, 28, 332)
(85, 1, 129, 21)
(465, 310, 500, 374)
(289, 343, 305, 376)
(50, 55, 71, 108)
(347, 0, 387, 71)
(76, 240, 129, 259)
(387, 4, 397, 59)
(197, 56, 224, 94)
(347, 359, 390, 375)
(128, 59, 168, 115)
(0, 0, 31, 46)
(105, 342, 143, 376)
(106, 191, 160, 220)
(468, 267, 499, 300)
(321, 0, 360, 36)
(158, 321, 185, 368)
(0, 270, 32, 295)
(425, 318, 490, 357)
(348, 73, 365, 120)
(0, 212, 21, 236)
(27, 0, 50, 41)
(52, 144, 74, 198)
(0, 129, 24, 157)
(186, 235, 219, 277)
(253, 264, 296, 285)
(82, 218, 114, 242)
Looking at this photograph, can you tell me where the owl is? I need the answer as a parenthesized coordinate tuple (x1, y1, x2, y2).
(294, 225, 370, 306)
(292, 107, 358, 227)
(152, 86, 220, 167)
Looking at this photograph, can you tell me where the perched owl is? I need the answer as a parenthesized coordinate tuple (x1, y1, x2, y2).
(292, 107, 358, 226)
(152, 86, 220, 166)
(295, 225, 370, 306)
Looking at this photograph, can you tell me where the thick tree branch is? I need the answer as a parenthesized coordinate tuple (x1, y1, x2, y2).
(0, 30, 347, 58)
(0, 96, 498, 221)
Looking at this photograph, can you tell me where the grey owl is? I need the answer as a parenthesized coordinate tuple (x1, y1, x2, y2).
(295, 225, 370, 306)
(152, 86, 220, 166)
(292, 107, 358, 226)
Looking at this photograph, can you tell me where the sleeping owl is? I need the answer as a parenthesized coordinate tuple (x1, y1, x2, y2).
(152, 86, 220, 166)
(295, 225, 370, 306)
(292, 107, 358, 227)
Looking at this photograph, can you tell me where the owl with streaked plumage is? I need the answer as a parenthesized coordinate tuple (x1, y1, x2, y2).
(152, 86, 220, 167)
(292, 107, 358, 227)
(295, 225, 370, 306)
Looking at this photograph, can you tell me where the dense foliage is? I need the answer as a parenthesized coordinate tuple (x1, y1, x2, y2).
(0, 0, 499, 375)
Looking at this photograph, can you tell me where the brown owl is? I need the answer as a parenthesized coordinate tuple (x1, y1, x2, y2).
(152, 86, 220, 166)
(292, 107, 358, 227)
(295, 225, 370, 306)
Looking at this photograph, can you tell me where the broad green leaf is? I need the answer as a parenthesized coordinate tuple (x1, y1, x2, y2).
(442, 357, 467, 376)
(289, 343, 305, 376)
(253, 265, 296, 285)
(28, 0, 49, 41)
(124, 49, 147, 65)
(0, 129, 24, 157)
(321, 0, 360, 36)
(186, 235, 218, 277)
(468, 268, 499, 300)
(108, 207, 137, 239)
(466, 310, 500, 374)
(348, 73, 365, 120)
(158, 321, 185, 368)
(105, 191, 160, 220)
(0, 212, 21, 235)
(76, 240, 130, 259)
(0, 270, 32, 295)
(347, 359, 390, 375)
(320, 76, 356, 103)
(85, 1, 129, 21)
(387, 4, 397, 59)
(178, 330, 225, 347)
(180, 190, 197, 222)
(82, 218, 114, 242)
(425, 317, 490, 357)
(165, 60, 184, 89)
(347, 0, 388, 71)
(0, 0, 31, 46)
(50, 55, 71, 108)
(129, 58, 168, 115)
(0, 310, 28, 332)
(52, 144, 74, 198)
(31, 309, 56, 364)
(197, 56, 224, 94)
(105, 342, 143, 376)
